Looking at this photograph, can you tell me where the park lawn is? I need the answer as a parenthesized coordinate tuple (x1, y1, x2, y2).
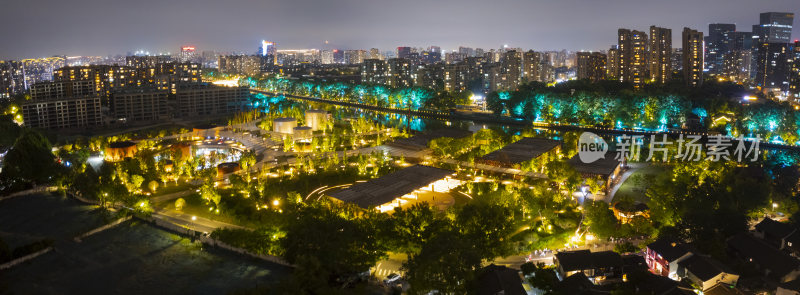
(157, 192, 242, 226)
(613, 165, 671, 203)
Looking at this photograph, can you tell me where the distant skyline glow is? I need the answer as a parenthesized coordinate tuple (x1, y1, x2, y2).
(0, 0, 797, 60)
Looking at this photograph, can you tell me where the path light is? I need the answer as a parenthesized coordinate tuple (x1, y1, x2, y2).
(192, 216, 197, 221)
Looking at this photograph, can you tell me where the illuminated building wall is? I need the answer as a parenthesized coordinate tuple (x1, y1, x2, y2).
(218, 55, 261, 75)
(175, 83, 249, 117)
(682, 27, 704, 87)
(22, 81, 102, 129)
(522, 51, 541, 83)
(791, 41, 800, 99)
(361, 59, 389, 85)
(705, 23, 735, 75)
(110, 88, 169, 123)
(21, 56, 66, 89)
(755, 42, 790, 90)
(0, 60, 24, 98)
(577, 52, 607, 82)
(388, 58, 414, 88)
(618, 28, 648, 88)
(607, 46, 620, 79)
(180, 46, 197, 62)
(648, 26, 672, 84)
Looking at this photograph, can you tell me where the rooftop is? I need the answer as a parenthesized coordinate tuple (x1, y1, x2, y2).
(479, 137, 560, 165)
(677, 255, 735, 282)
(567, 152, 621, 176)
(328, 165, 454, 209)
(555, 250, 622, 271)
(755, 217, 795, 239)
(647, 238, 692, 262)
(476, 264, 526, 295)
(727, 233, 800, 279)
(387, 128, 472, 151)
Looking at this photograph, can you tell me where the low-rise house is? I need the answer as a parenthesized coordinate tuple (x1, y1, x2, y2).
(704, 283, 749, 295)
(676, 255, 739, 291)
(754, 217, 797, 249)
(646, 238, 694, 279)
(727, 233, 800, 283)
(475, 264, 526, 295)
(554, 250, 623, 285)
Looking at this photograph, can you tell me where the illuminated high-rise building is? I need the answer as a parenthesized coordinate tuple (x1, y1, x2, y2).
(576, 52, 607, 82)
(522, 51, 541, 83)
(753, 12, 794, 43)
(705, 24, 736, 74)
(618, 28, 648, 88)
(607, 46, 620, 79)
(180, 46, 197, 62)
(344, 50, 367, 64)
(682, 27, 704, 87)
(0, 60, 24, 98)
(21, 57, 66, 89)
(755, 42, 791, 90)
(388, 58, 414, 88)
(753, 12, 794, 91)
(648, 26, 672, 83)
(368, 48, 383, 60)
(21, 80, 103, 129)
(321, 50, 334, 64)
(790, 41, 800, 99)
(361, 59, 389, 85)
(218, 55, 261, 75)
(261, 40, 276, 57)
(397, 47, 412, 59)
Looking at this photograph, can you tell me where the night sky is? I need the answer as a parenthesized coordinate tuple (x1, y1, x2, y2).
(1, 0, 798, 60)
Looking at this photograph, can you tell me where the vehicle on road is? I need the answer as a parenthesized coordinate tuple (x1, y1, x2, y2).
(383, 273, 401, 285)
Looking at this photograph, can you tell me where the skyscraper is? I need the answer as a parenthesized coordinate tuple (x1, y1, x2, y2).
(705, 24, 736, 74)
(361, 59, 389, 85)
(754, 12, 794, 43)
(522, 51, 541, 83)
(180, 46, 197, 62)
(648, 26, 672, 84)
(618, 28, 648, 88)
(753, 12, 794, 91)
(755, 42, 791, 90)
(321, 50, 334, 64)
(260, 40, 276, 67)
(368, 48, 382, 60)
(576, 52, 607, 82)
(397, 47, 412, 59)
(388, 58, 414, 88)
(682, 27, 704, 87)
(0, 60, 24, 98)
(790, 41, 800, 99)
(607, 46, 620, 80)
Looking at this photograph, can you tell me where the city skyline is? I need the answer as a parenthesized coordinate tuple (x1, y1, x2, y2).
(1, 0, 798, 60)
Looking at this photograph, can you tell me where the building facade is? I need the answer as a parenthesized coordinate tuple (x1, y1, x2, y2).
(648, 26, 672, 84)
(577, 52, 607, 82)
(682, 27, 705, 87)
(618, 29, 648, 88)
(361, 59, 389, 85)
(21, 80, 102, 129)
(175, 83, 249, 118)
(110, 88, 169, 123)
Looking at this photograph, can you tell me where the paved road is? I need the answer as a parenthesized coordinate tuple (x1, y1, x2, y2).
(152, 207, 245, 234)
